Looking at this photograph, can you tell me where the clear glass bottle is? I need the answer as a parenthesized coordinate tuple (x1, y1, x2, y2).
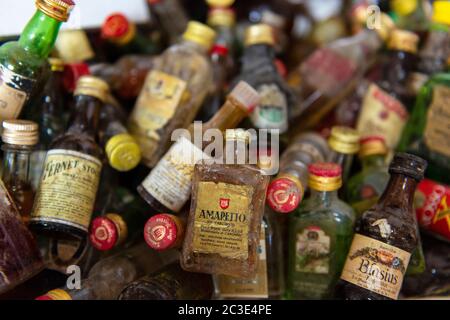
(286, 163, 356, 299)
(128, 21, 216, 168)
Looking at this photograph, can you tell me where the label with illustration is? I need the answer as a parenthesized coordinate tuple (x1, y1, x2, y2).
(192, 181, 253, 260)
(129, 70, 187, 164)
(423, 84, 450, 158)
(357, 83, 409, 150)
(141, 136, 210, 212)
(415, 178, 450, 241)
(251, 84, 288, 133)
(31, 149, 102, 232)
(0, 64, 35, 120)
(340, 234, 411, 300)
(216, 225, 268, 298)
(295, 226, 330, 274)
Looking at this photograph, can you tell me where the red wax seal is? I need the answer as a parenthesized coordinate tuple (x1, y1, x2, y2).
(63, 63, 90, 92)
(266, 177, 302, 214)
(101, 13, 130, 40)
(89, 217, 118, 251)
(308, 162, 342, 178)
(144, 214, 179, 251)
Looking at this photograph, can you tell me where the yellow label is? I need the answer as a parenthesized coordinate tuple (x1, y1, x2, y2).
(0, 80, 27, 120)
(55, 30, 95, 63)
(215, 225, 269, 298)
(129, 70, 187, 164)
(31, 150, 102, 232)
(192, 181, 253, 260)
(424, 85, 450, 158)
(357, 83, 408, 150)
(340, 234, 411, 300)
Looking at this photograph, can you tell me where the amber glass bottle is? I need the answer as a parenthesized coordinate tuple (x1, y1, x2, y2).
(30, 76, 108, 240)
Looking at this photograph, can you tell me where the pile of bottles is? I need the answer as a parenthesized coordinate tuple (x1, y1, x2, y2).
(0, 0, 449, 300)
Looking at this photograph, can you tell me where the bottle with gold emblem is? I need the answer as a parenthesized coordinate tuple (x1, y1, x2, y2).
(30, 76, 108, 240)
(128, 21, 216, 168)
(143, 213, 186, 251)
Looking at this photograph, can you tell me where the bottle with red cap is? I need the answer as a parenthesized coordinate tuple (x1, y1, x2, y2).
(143, 213, 185, 251)
(286, 162, 355, 299)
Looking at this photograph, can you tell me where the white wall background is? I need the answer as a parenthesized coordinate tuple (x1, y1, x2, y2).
(0, 0, 150, 37)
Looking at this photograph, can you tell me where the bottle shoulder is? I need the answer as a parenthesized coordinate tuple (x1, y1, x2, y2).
(50, 133, 103, 160)
(294, 196, 355, 222)
(0, 41, 44, 78)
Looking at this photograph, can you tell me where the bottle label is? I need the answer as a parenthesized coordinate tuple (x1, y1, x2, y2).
(357, 83, 409, 150)
(141, 136, 210, 212)
(340, 233, 411, 300)
(129, 70, 187, 164)
(215, 225, 269, 298)
(0, 64, 35, 120)
(31, 150, 102, 232)
(192, 181, 253, 260)
(54, 30, 95, 63)
(423, 84, 450, 158)
(415, 178, 450, 242)
(250, 84, 288, 133)
(295, 226, 330, 274)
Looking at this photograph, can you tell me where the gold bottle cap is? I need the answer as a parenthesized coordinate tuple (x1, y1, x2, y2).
(387, 29, 419, 54)
(36, 0, 75, 22)
(74, 76, 109, 103)
(432, 1, 450, 25)
(244, 24, 275, 47)
(182, 21, 216, 50)
(328, 126, 360, 155)
(105, 133, 142, 172)
(374, 13, 396, 42)
(359, 136, 388, 158)
(207, 8, 236, 27)
(308, 163, 343, 192)
(2, 120, 39, 146)
(391, 0, 418, 16)
(206, 0, 235, 7)
(49, 57, 64, 72)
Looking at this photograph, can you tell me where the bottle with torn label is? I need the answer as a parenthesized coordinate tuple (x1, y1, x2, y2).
(339, 153, 427, 300)
(30, 76, 108, 240)
(0, 0, 74, 121)
(128, 21, 216, 168)
(137, 81, 259, 214)
(286, 163, 355, 300)
(181, 129, 270, 278)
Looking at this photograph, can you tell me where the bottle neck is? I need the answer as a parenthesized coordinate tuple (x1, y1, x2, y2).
(309, 189, 339, 205)
(203, 98, 248, 133)
(18, 10, 63, 59)
(1, 144, 33, 187)
(328, 150, 354, 182)
(362, 154, 386, 169)
(67, 95, 102, 138)
(378, 173, 418, 210)
(179, 39, 209, 55)
(43, 70, 64, 114)
(242, 44, 276, 71)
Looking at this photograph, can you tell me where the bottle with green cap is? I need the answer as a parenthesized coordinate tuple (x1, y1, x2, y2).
(128, 21, 216, 168)
(286, 162, 356, 299)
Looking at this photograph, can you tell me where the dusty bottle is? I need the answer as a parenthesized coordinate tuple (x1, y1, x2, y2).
(144, 213, 186, 251)
(128, 21, 216, 168)
(286, 163, 356, 299)
(266, 132, 330, 214)
(181, 129, 270, 278)
(30, 76, 108, 240)
(137, 81, 259, 214)
(339, 153, 427, 300)
(0, 0, 74, 121)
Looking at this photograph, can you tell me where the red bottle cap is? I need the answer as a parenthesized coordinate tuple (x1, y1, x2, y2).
(360, 135, 385, 145)
(308, 162, 342, 178)
(89, 216, 118, 251)
(144, 214, 183, 251)
(101, 13, 130, 40)
(211, 44, 229, 57)
(63, 63, 90, 92)
(266, 176, 303, 214)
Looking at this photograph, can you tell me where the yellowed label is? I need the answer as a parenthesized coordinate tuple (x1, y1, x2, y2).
(129, 70, 187, 164)
(192, 181, 253, 260)
(295, 227, 330, 274)
(340, 234, 411, 300)
(55, 30, 95, 63)
(357, 83, 408, 150)
(0, 80, 27, 120)
(424, 85, 450, 158)
(31, 150, 102, 232)
(215, 225, 269, 298)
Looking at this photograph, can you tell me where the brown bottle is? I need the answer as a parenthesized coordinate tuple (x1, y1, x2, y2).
(339, 153, 427, 300)
(30, 76, 108, 240)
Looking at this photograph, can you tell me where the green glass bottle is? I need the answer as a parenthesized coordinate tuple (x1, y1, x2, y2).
(0, 0, 74, 121)
(287, 163, 355, 300)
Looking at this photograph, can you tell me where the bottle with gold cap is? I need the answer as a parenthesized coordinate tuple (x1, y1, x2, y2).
(30, 76, 108, 240)
(128, 21, 216, 168)
(356, 29, 419, 152)
(0, 0, 74, 121)
(1, 120, 39, 223)
(327, 126, 360, 187)
(234, 23, 294, 134)
(286, 163, 356, 299)
(346, 136, 390, 216)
